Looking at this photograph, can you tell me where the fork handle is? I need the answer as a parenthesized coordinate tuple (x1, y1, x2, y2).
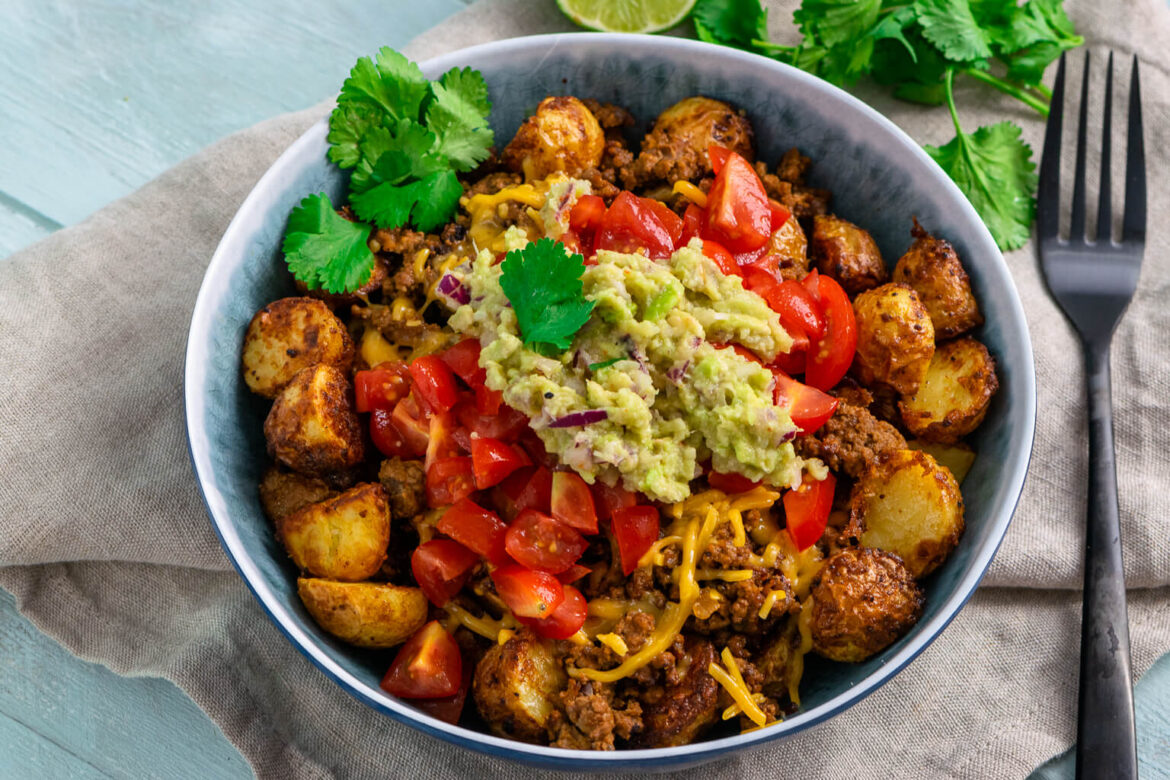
(1076, 344, 1137, 779)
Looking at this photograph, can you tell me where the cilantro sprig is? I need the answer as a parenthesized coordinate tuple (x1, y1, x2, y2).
(690, 0, 1082, 250)
(499, 238, 596, 354)
(281, 48, 494, 294)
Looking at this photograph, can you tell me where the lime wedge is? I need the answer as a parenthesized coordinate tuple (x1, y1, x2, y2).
(556, 0, 697, 34)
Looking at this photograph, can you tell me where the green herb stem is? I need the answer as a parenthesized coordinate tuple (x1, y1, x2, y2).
(961, 67, 1050, 116)
(749, 39, 796, 55)
(943, 68, 963, 136)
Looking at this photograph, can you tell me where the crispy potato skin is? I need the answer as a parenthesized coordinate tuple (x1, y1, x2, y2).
(852, 283, 935, 395)
(771, 214, 810, 281)
(809, 547, 923, 662)
(502, 96, 605, 181)
(258, 466, 334, 523)
(635, 636, 721, 748)
(893, 226, 982, 339)
(625, 97, 754, 188)
(276, 482, 390, 581)
(850, 449, 965, 578)
(296, 578, 426, 648)
(811, 215, 888, 296)
(242, 297, 354, 398)
(900, 338, 999, 443)
(474, 632, 566, 743)
(264, 364, 364, 477)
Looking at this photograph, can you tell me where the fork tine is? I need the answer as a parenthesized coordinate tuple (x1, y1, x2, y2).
(1038, 54, 1067, 241)
(1096, 52, 1113, 244)
(1122, 56, 1146, 244)
(1069, 52, 1091, 241)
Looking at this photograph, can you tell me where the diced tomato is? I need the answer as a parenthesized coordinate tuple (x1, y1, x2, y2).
(425, 411, 460, 470)
(517, 428, 557, 469)
(409, 355, 459, 414)
(595, 191, 676, 260)
(354, 363, 412, 413)
(519, 585, 587, 640)
(708, 144, 731, 176)
(611, 505, 660, 575)
(708, 471, 761, 494)
(770, 334, 808, 376)
(701, 239, 741, 277)
(436, 497, 509, 565)
(380, 621, 462, 699)
(411, 539, 479, 607)
(569, 193, 607, 255)
(505, 509, 588, 574)
(783, 472, 837, 551)
(426, 456, 476, 508)
(704, 152, 771, 253)
(768, 199, 791, 232)
(491, 465, 552, 521)
(440, 340, 485, 389)
(773, 371, 839, 434)
(681, 203, 705, 245)
(804, 273, 858, 392)
(370, 408, 414, 458)
(491, 564, 565, 619)
(556, 563, 591, 584)
(411, 649, 472, 724)
(470, 437, 529, 490)
(591, 481, 637, 520)
(550, 471, 599, 534)
(474, 385, 503, 416)
(390, 395, 429, 456)
(639, 197, 684, 248)
(802, 268, 821, 298)
(456, 401, 529, 442)
(734, 243, 774, 276)
(743, 268, 825, 342)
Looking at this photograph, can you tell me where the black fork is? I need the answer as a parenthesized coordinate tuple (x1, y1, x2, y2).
(1037, 52, 1146, 779)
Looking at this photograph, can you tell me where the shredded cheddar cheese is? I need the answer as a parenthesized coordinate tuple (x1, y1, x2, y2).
(709, 647, 767, 727)
(442, 603, 518, 642)
(758, 590, 782, 619)
(671, 180, 708, 208)
(597, 632, 629, 656)
(496, 628, 515, 646)
(787, 597, 816, 706)
(695, 568, 755, 583)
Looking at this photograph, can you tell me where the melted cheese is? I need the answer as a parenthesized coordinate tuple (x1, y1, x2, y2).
(671, 180, 708, 209)
(787, 598, 815, 707)
(709, 647, 766, 727)
(443, 603, 518, 642)
(597, 633, 629, 656)
(464, 185, 546, 253)
(695, 568, 755, 583)
(758, 590, 781, 619)
(359, 327, 400, 367)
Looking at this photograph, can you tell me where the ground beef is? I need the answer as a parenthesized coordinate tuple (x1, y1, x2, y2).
(832, 378, 875, 409)
(633, 635, 722, 747)
(349, 303, 446, 351)
(377, 457, 426, 519)
(549, 679, 643, 750)
(582, 99, 635, 134)
(755, 150, 832, 218)
(795, 401, 907, 479)
(699, 521, 754, 570)
(465, 171, 522, 197)
(689, 570, 795, 636)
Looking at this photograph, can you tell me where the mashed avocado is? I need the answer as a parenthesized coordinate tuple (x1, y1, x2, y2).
(449, 188, 808, 503)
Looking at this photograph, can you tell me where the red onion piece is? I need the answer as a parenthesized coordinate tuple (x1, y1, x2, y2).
(549, 409, 608, 428)
(436, 273, 469, 305)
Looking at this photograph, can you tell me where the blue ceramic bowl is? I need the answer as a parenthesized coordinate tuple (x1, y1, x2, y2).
(185, 33, 1035, 771)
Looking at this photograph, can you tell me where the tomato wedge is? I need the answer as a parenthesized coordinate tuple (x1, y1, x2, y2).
(470, 436, 529, 490)
(704, 151, 771, 253)
(639, 197, 684, 248)
(681, 203, 705, 245)
(595, 191, 676, 260)
(491, 465, 552, 522)
(436, 497, 509, 565)
(708, 471, 761, 494)
(389, 394, 429, 456)
(550, 471, 599, 534)
(708, 144, 732, 175)
(611, 505, 660, 575)
(411, 650, 473, 724)
(804, 273, 858, 392)
(519, 585, 588, 640)
(591, 481, 637, 520)
(425, 411, 460, 470)
(569, 193, 607, 255)
(773, 371, 839, 435)
(370, 408, 413, 458)
(456, 401, 529, 442)
(410, 355, 459, 414)
(440, 339, 484, 388)
(505, 509, 588, 574)
(380, 621, 462, 699)
(426, 456, 475, 508)
(354, 363, 412, 413)
(491, 564, 565, 619)
(411, 539, 479, 607)
(556, 563, 591, 585)
(701, 239, 741, 277)
(783, 472, 837, 551)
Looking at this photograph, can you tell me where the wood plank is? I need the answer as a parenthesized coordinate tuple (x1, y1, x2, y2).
(0, 193, 61, 259)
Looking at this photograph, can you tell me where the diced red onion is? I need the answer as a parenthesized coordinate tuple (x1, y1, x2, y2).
(436, 273, 469, 305)
(667, 361, 690, 383)
(549, 409, 608, 428)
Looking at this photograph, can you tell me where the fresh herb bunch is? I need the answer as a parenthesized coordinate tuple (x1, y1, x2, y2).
(499, 237, 596, 354)
(692, 0, 1082, 250)
(281, 48, 494, 294)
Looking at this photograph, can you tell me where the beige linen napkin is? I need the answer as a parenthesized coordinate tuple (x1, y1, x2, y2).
(1, 0, 1168, 777)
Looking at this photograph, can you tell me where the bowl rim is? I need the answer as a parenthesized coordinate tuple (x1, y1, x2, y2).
(184, 31, 1036, 768)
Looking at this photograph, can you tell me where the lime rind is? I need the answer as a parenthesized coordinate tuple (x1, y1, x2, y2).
(556, 0, 697, 34)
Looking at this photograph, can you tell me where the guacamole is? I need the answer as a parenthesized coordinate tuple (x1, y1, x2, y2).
(449, 200, 808, 503)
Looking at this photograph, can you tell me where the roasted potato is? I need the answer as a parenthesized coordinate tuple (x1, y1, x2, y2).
(850, 449, 965, 578)
(264, 364, 364, 478)
(276, 482, 390, 581)
(474, 631, 566, 742)
(258, 466, 334, 523)
(771, 214, 810, 281)
(297, 578, 426, 647)
(899, 337, 998, 444)
(809, 547, 923, 662)
(852, 283, 935, 395)
(625, 97, 754, 187)
(893, 224, 982, 339)
(907, 439, 977, 484)
(635, 636, 721, 748)
(502, 96, 604, 181)
(242, 297, 354, 398)
(811, 215, 888, 296)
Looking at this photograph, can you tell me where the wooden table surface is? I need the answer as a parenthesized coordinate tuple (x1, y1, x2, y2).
(3, 1, 1169, 777)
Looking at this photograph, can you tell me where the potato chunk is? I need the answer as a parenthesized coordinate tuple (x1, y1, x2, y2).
(625, 97, 754, 187)
(264, 364, 364, 478)
(850, 449, 964, 578)
(811, 215, 888, 296)
(276, 483, 390, 581)
(852, 283, 935, 395)
(771, 215, 810, 281)
(258, 466, 334, 523)
(900, 338, 998, 443)
(242, 297, 354, 398)
(893, 224, 982, 339)
(502, 96, 604, 181)
(474, 631, 566, 743)
(635, 636, 721, 747)
(297, 578, 426, 648)
(907, 440, 977, 484)
(809, 547, 923, 662)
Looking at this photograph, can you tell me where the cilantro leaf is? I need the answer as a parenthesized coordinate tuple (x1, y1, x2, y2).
(693, 0, 769, 48)
(499, 238, 595, 353)
(282, 194, 375, 294)
(926, 120, 1037, 250)
(914, 0, 992, 63)
(327, 102, 381, 169)
(350, 121, 443, 193)
(439, 67, 492, 117)
(349, 170, 463, 233)
(349, 180, 416, 230)
(410, 171, 465, 232)
(869, 7, 919, 63)
(426, 76, 495, 172)
(338, 47, 428, 122)
(794, 0, 880, 48)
